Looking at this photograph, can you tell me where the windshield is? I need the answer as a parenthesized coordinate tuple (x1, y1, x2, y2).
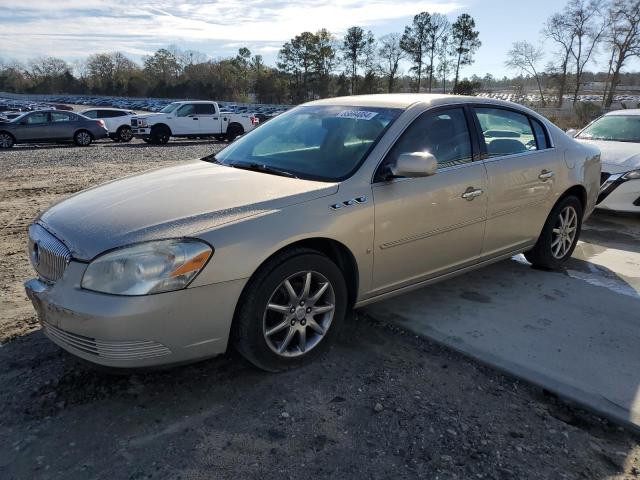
(215, 105, 402, 181)
(160, 102, 180, 113)
(577, 115, 640, 143)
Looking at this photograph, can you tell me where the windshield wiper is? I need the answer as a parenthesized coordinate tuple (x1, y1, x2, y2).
(231, 162, 298, 178)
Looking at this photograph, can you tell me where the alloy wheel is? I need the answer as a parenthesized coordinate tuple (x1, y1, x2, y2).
(120, 128, 133, 141)
(0, 133, 13, 148)
(263, 270, 336, 357)
(77, 131, 91, 146)
(551, 205, 578, 259)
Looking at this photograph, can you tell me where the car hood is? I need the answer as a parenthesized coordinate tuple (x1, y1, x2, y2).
(37, 160, 338, 260)
(577, 139, 640, 174)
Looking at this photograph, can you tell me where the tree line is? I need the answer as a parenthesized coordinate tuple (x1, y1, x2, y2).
(0, 0, 638, 106)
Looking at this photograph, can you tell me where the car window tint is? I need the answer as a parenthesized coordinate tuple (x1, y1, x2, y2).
(531, 118, 549, 149)
(474, 108, 537, 157)
(51, 112, 73, 122)
(379, 107, 472, 179)
(195, 104, 216, 115)
(25, 112, 49, 124)
(83, 110, 97, 119)
(177, 104, 196, 117)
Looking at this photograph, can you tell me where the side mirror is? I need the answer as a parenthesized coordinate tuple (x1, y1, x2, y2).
(390, 152, 438, 178)
(566, 128, 578, 137)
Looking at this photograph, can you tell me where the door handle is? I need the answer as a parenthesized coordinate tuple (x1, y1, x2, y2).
(539, 170, 554, 181)
(461, 187, 484, 201)
(192, 117, 199, 120)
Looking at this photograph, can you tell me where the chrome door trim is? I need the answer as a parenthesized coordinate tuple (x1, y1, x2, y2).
(379, 215, 487, 250)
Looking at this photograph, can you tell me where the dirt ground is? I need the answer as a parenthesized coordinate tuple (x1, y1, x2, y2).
(1, 139, 639, 479)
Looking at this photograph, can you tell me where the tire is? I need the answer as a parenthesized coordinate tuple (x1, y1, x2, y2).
(116, 126, 133, 142)
(524, 195, 583, 270)
(142, 137, 153, 144)
(0, 132, 14, 148)
(73, 130, 93, 147)
(233, 248, 348, 372)
(226, 124, 243, 142)
(150, 125, 170, 144)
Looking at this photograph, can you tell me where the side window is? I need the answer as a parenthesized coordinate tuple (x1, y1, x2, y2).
(83, 110, 97, 119)
(195, 104, 216, 115)
(376, 107, 472, 181)
(25, 112, 49, 124)
(531, 118, 550, 149)
(474, 108, 537, 157)
(51, 112, 73, 122)
(176, 104, 196, 117)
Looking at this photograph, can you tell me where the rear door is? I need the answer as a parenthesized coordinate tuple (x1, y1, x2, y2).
(17, 112, 51, 141)
(371, 106, 489, 294)
(49, 111, 79, 139)
(472, 106, 559, 257)
(194, 103, 222, 134)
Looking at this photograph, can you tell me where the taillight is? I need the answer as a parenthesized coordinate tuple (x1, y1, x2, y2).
(97, 120, 106, 128)
(250, 116, 259, 125)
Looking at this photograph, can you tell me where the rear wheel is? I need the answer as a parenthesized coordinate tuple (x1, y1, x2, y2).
(524, 196, 583, 270)
(150, 125, 170, 144)
(116, 126, 133, 142)
(0, 132, 14, 148)
(73, 130, 92, 146)
(226, 124, 243, 142)
(234, 249, 347, 372)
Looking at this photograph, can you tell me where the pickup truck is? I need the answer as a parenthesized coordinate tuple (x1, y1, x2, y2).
(130, 100, 258, 144)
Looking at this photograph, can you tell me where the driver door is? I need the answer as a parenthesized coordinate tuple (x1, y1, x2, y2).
(371, 106, 488, 295)
(173, 104, 199, 134)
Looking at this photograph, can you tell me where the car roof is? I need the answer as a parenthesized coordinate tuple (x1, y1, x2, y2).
(81, 107, 130, 111)
(605, 109, 640, 116)
(306, 93, 532, 110)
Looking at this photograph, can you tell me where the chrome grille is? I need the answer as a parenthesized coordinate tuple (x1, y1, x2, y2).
(43, 322, 171, 361)
(28, 224, 71, 283)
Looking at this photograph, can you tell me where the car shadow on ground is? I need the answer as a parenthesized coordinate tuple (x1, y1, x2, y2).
(109, 140, 227, 148)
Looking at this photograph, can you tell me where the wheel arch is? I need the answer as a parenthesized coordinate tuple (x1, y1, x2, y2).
(151, 123, 172, 135)
(74, 128, 94, 139)
(0, 130, 16, 141)
(230, 237, 359, 339)
(228, 122, 244, 133)
(557, 184, 587, 211)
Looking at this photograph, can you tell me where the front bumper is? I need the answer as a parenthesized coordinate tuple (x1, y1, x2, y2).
(597, 174, 640, 213)
(24, 261, 247, 368)
(132, 127, 151, 137)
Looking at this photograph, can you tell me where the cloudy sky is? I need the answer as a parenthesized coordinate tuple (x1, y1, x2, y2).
(1, 0, 638, 78)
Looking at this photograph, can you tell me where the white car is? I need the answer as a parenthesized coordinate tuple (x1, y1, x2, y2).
(130, 101, 258, 144)
(570, 110, 640, 213)
(80, 108, 136, 142)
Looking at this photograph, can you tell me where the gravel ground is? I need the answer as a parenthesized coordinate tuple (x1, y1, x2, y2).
(1, 139, 639, 479)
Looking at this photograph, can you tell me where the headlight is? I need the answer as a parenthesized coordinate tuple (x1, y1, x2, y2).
(81, 239, 212, 296)
(622, 169, 640, 180)
(138, 119, 148, 127)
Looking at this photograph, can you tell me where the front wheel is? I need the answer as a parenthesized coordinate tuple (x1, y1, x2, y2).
(233, 249, 347, 372)
(0, 132, 14, 148)
(116, 126, 133, 142)
(524, 196, 583, 270)
(150, 126, 170, 144)
(73, 130, 92, 146)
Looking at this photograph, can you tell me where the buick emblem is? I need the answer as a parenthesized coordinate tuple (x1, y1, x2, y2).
(32, 241, 40, 266)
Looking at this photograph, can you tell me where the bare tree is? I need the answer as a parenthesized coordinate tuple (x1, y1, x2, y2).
(544, 13, 575, 106)
(378, 33, 405, 92)
(426, 13, 450, 92)
(436, 33, 453, 93)
(567, 0, 608, 104)
(603, 0, 640, 106)
(505, 41, 547, 105)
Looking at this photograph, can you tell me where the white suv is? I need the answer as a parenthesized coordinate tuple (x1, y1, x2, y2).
(80, 108, 136, 142)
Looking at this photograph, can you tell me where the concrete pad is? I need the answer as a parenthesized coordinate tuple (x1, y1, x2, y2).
(364, 212, 640, 432)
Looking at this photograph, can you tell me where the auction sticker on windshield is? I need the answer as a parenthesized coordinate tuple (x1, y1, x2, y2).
(336, 110, 379, 120)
